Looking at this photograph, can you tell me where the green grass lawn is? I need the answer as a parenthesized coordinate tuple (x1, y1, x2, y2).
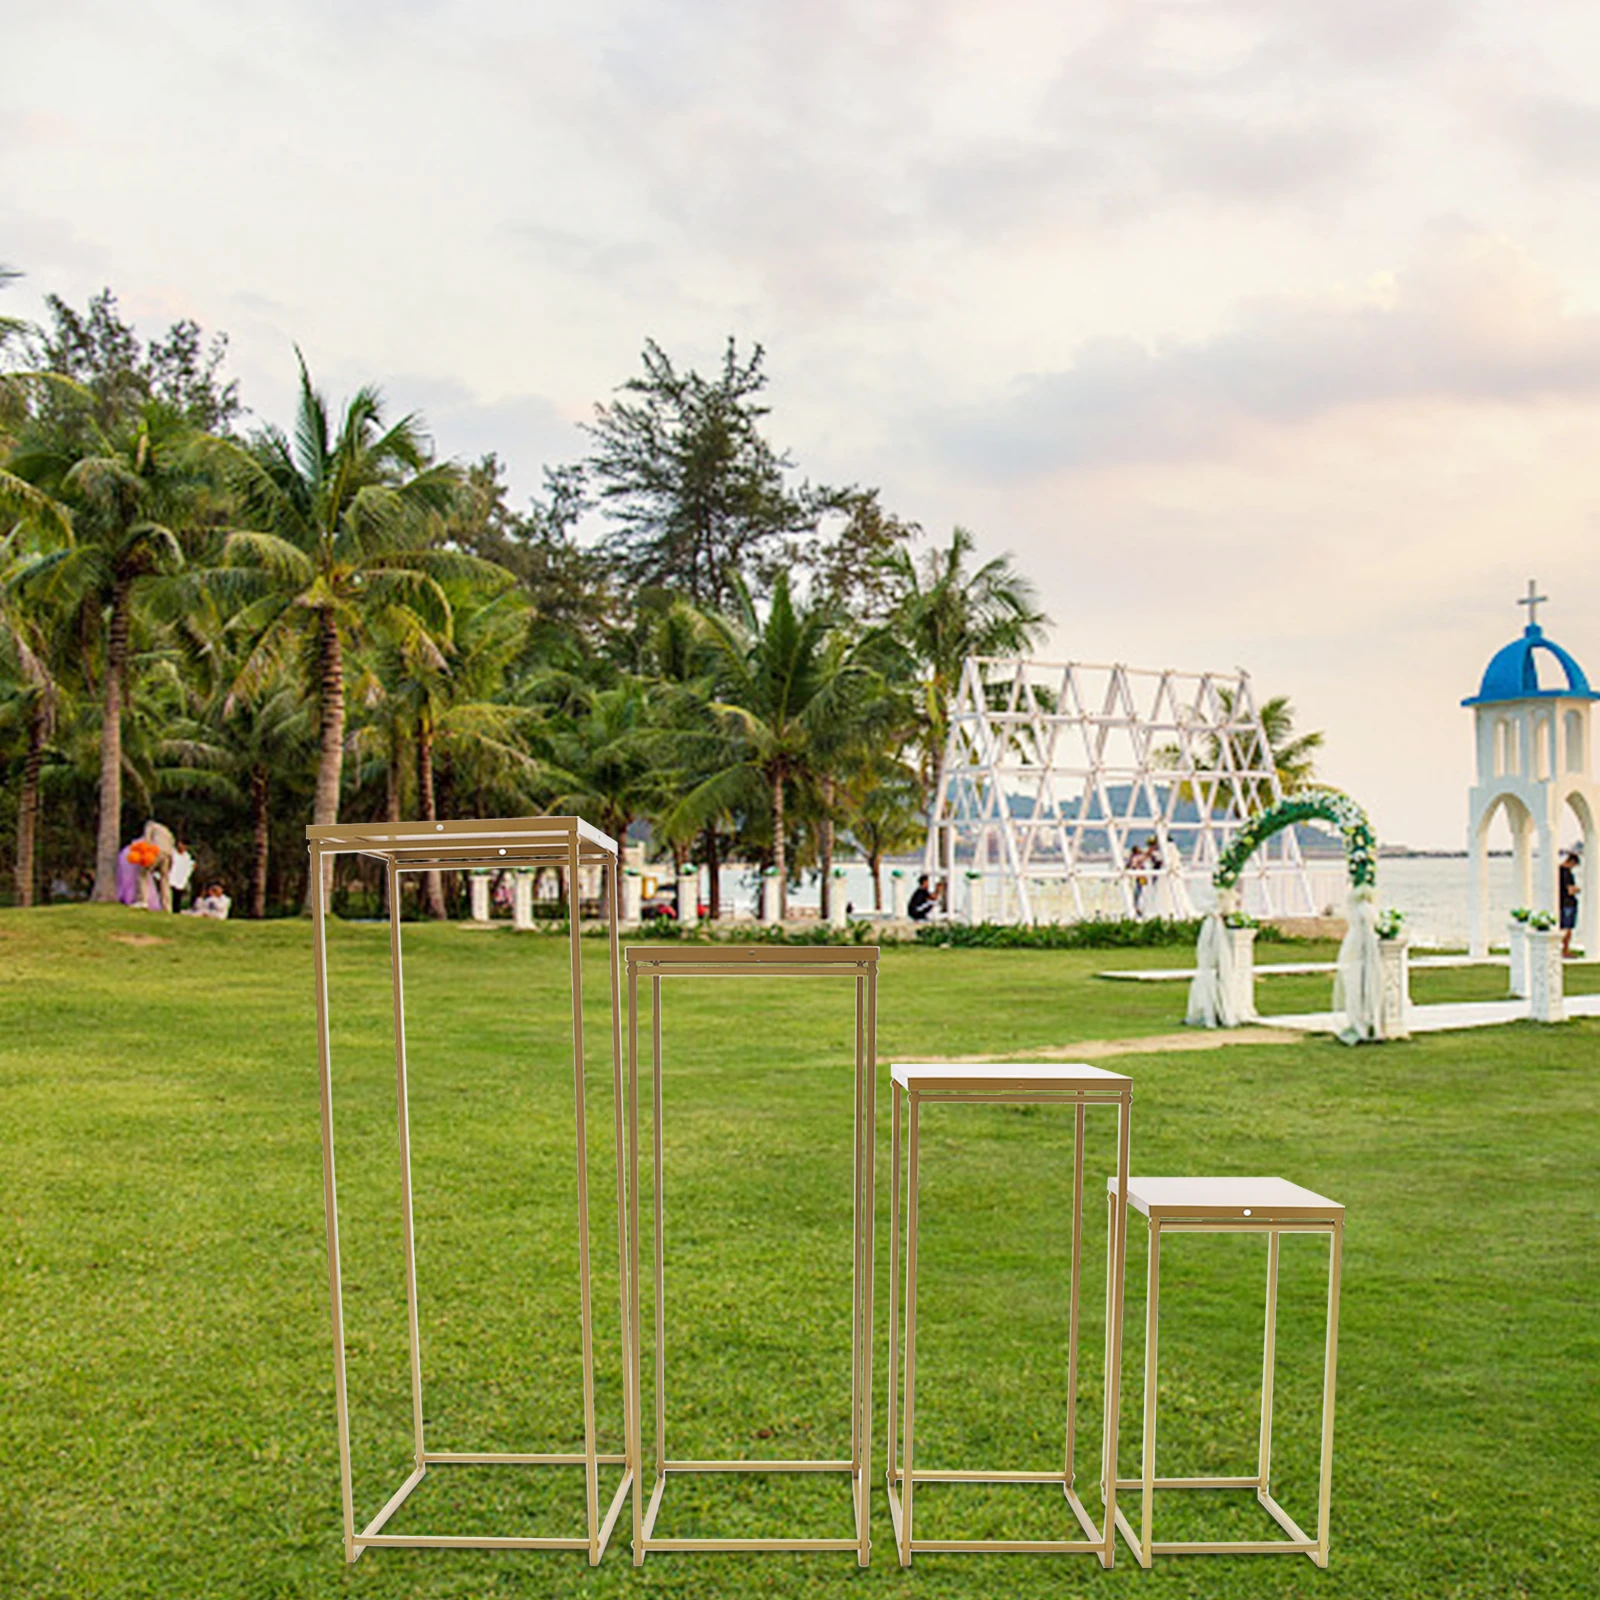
(2, 906, 1595, 1598)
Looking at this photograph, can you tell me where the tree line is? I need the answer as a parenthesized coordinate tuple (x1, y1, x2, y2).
(1, 275, 1050, 918)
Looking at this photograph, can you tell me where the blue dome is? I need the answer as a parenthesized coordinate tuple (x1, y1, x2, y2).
(1463, 624, 1598, 706)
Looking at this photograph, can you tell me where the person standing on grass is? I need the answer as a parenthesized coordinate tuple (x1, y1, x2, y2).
(169, 840, 196, 912)
(1560, 850, 1579, 957)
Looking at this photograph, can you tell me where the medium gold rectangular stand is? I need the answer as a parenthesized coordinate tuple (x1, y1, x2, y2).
(1109, 1175, 1344, 1566)
(625, 944, 878, 1564)
(307, 816, 632, 1564)
(884, 1062, 1133, 1566)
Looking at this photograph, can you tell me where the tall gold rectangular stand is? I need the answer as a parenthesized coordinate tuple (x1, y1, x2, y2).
(307, 816, 632, 1563)
(625, 944, 878, 1564)
(885, 1062, 1133, 1566)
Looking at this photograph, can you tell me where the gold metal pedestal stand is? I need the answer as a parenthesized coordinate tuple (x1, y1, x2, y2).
(625, 944, 879, 1564)
(885, 1061, 1133, 1566)
(308, 816, 632, 1563)
(1110, 1175, 1344, 1566)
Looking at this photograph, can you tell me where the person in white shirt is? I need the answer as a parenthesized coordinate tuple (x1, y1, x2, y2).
(169, 842, 196, 911)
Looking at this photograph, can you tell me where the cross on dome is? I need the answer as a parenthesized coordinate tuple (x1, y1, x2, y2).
(1518, 578, 1548, 629)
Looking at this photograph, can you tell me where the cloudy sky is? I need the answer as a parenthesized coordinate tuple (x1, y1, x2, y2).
(6, 0, 1600, 847)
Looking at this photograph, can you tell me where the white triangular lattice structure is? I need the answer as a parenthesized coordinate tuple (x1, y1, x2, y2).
(926, 658, 1327, 924)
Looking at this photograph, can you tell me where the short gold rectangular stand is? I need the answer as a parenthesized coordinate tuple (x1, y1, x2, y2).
(308, 816, 633, 1564)
(1108, 1176, 1344, 1566)
(884, 1062, 1133, 1566)
(625, 945, 878, 1564)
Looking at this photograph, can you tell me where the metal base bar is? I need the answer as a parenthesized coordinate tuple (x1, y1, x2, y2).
(359, 1535, 594, 1551)
(349, 1459, 633, 1564)
(636, 1464, 865, 1556)
(1113, 1481, 1322, 1563)
(425, 1451, 627, 1467)
(886, 1480, 1104, 1557)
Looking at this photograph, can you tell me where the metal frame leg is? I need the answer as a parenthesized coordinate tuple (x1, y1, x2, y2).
(1258, 1229, 1280, 1499)
(386, 863, 426, 1479)
(310, 846, 357, 1563)
(1139, 1220, 1160, 1565)
(566, 841, 601, 1558)
(885, 1081, 902, 1526)
(1063, 1102, 1085, 1490)
(627, 963, 644, 1565)
(1316, 1222, 1343, 1568)
(900, 1090, 921, 1566)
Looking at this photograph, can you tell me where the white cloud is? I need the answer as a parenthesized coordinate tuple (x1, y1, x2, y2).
(929, 225, 1600, 474)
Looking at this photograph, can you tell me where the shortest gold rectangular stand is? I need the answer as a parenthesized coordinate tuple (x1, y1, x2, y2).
(1109, 1176, 1344, 1567)
(885, 1062, 1133, 1567)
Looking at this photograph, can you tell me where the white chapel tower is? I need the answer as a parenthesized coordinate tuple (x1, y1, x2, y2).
(1465, 582, 1599, 957)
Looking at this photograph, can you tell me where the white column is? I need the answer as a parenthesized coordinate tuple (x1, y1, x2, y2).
(677, 869, 698, 929)
(761, 869, 779, 925)
(1513, 811, 1534, 909)
(469, 873, 490, 923)
(1527, 928, 1565, 1022)
(1226, 925, 1259, 1023)
(1535, 821, 1557, 917)
(1468, 808, 1490, 959)
(890, 870, 908, 920)
(964, 871, 983, 923)
(829, 869, 848, 929)
(1377, 937, 1410, 1040)
(512, 871, 534, 931)
(1507, 920, 1529, 997)
(621, 869, 643, 925)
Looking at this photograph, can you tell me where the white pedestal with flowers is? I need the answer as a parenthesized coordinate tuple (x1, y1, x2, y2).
(1527, 924, 1565, 1023)
(1376, 912, 1410, 1040)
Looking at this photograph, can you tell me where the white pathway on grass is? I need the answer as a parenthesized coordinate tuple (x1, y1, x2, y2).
(1265, 993, 1600, 1035)
(1101, 954, 1515, 981)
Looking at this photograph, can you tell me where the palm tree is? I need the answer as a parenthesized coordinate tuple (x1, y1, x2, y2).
(9, 401, 208, 898)
(0, 538, 73, 905)
(842, 755, 925, 911)
(369, 579, 536, 917)
(673, 571, 897, 921)
(1, 266, 73, 544)
(1153, 687, 1324, 816)
(538, 676, 667, 850)
(887, 525, 1047, 806)
(209, 357, 464, 908)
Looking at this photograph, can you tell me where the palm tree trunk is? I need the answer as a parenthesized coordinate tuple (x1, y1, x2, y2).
(250, 766, 271, 920)
(819, 776, 835, 921)
(704, 824, 720, 920)
(91, 578, 131, 902)
(14, 705, 45, 908)
(417, 713, 446, 919)
(870, 851, 883, 912)
(772, 771, 787, 921)
(304, 610, 344, 913)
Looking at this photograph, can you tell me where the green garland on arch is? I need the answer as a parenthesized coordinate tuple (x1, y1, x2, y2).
(1213, 787, 1377, 892)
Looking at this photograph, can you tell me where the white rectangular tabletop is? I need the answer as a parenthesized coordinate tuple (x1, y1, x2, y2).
(890, 1061, 1131, 1094)
(1107, 1175, 1342, 1221)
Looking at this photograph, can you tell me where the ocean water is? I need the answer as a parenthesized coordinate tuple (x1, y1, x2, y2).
(687, 855, 1520, 948)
